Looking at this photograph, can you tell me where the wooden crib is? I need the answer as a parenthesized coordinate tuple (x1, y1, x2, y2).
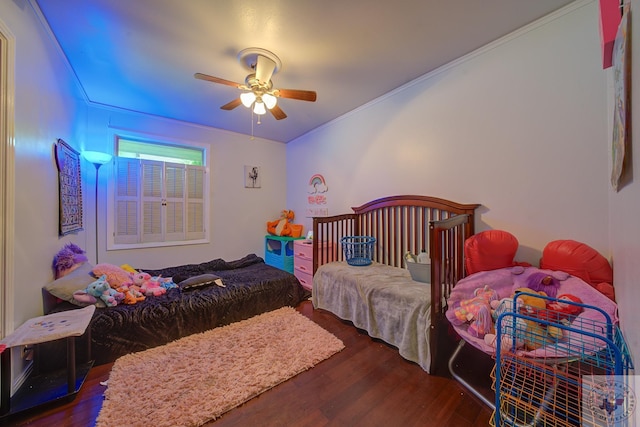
(311, 195, 480, 373)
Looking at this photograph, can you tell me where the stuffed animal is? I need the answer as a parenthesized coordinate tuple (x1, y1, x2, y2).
(117, 283, 146, 305)
(93, 263, 133, 289)
(524, 272, 561, 299)
(133, 272, 167, 297)
(537, 294, 583, 323)
(513, 288, 548, 319)
(484, 316, 528, 353)
(73, 275, 124, 307)
(491, 296, 523, 321)
(485, 288, 564, 352)
(512, 288, 569, 350)
(120, 264, 138, 274)
(267, 210, 300, 237)
(450, 285, 499, 338)
(52, 243, 89, 279)
(152, 276, 178, 290)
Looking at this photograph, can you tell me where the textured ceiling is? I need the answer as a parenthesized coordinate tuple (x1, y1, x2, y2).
(34, 0, 576, 142)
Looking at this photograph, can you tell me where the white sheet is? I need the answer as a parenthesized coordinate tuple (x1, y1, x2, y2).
(312, 261, 432, 372)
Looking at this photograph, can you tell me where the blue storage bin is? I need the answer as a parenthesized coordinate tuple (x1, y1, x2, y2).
(264, 235, 301, 273)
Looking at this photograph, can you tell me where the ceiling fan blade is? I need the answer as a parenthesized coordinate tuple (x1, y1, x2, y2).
(274, 88, 317, 102)
(255, 55, 276, 85)
(221, 98, 242, 110)
(194, 72, 242, 88)
(269, 104, 287, 120)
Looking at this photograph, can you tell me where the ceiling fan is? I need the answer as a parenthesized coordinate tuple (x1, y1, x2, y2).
(194, 48, 317, 121)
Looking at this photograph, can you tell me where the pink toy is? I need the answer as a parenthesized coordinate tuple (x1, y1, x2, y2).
(467, 305, 493, 338)
(448, 285, 499, 339)
(93, 263, 134, 289)
(133, 272, 167, 297)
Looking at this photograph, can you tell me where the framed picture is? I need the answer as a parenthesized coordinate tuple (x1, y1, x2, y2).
(55, 139, 83, 235)
(244, 165, 261, 188)
(611, 6, 631, 192)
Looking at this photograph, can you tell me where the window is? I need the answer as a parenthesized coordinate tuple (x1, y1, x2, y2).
(109, 135, 208, 249)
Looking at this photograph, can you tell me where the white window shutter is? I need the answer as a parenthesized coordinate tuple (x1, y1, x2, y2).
(165, 163, 186, 241)
(186, 166, 206, 240)
(114, 158, 140, 244)
(112, 156, 207, 247)
(141, 160, 164, 243)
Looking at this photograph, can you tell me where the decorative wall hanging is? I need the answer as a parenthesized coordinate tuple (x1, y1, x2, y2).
(244, 165, 261, 188)
(306, 174, 329, 217)
(55, 139, 83, 235)
(611, 5, 631, 192)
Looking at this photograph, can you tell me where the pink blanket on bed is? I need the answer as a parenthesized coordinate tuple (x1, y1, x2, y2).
(446, 266, 618, 358)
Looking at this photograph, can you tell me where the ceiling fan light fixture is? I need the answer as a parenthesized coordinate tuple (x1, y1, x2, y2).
(262, 93, 277, 110)
(253, 101, 267, 115)
(240, 92, 256, 108)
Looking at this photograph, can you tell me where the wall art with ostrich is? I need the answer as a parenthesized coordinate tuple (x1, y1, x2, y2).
(244, 165, 261, 188)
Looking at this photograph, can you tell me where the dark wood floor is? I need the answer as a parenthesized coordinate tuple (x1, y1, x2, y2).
(4, 300, 494, 426)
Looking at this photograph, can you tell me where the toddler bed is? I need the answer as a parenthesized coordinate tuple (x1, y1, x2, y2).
(42, 253, 309, 365)
(311, 195, 480, 374)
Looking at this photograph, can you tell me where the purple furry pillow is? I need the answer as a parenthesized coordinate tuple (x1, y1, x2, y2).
(52, 243, 89, 279)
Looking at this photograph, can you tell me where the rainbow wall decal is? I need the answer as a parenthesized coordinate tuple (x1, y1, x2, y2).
(308, 174, 328, 194)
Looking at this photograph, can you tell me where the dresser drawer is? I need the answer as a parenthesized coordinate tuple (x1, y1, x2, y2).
(294, 256, 313, 275)
(294, 269, 313, 291)
(294, 239, 313, 259)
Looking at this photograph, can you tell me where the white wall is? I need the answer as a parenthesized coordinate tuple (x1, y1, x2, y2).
(85, 106, 288, 269)
(2, 0, 89, 325)
(610, 0, 640, 365)
(289, 0, 640, 365)
(287, 1, 608, 266)
(1, 2, 287, 323)
(0, 0, 89, 387)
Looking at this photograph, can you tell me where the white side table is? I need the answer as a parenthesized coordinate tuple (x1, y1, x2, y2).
(0, 305, 95, 419)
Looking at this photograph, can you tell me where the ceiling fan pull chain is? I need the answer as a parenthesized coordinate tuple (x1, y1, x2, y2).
(251, 110, 255, 140)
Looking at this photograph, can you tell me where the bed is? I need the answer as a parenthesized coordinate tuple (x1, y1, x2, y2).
(42, 253, 309, 365)
(309, 195, 480, 374)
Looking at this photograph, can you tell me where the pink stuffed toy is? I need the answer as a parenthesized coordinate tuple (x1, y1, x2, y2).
(450, 285, 499, 338)
(133, 272, 167, 297)
(93, 263, 133, 289)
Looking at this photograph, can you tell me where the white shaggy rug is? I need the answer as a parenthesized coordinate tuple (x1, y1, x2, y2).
(96, 307, 344, 427)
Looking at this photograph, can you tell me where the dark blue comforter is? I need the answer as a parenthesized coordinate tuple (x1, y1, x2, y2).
(51, 254, 308, 365)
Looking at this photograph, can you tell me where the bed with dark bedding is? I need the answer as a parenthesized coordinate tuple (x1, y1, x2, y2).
(43, 254, 309, 365)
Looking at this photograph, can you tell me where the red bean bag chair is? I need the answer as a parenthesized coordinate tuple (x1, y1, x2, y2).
(540, 240, 615, 301)
(465, 230, 521, 275)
